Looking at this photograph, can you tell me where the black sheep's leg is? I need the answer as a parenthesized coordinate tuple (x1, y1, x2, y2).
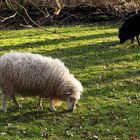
(130, 37, 134, 47)
(136, 35, 140, 47)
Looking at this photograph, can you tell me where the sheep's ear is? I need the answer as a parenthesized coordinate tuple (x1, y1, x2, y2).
(66, 92, 71, 95)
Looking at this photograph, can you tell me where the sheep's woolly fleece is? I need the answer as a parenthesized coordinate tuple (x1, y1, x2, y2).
(0, 52, 83, 101)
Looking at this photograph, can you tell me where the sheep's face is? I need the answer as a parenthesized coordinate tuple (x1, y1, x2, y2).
(119, 34, 127, 43)
(67, 97, 77, 111)
(67, 92, 81, 112)
(118, 29, 128, 43)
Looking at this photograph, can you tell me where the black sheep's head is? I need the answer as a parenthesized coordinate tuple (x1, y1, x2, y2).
(118, 27, 131, 43)
(118, 34, 126, 43)
(118, 28, 128, 44)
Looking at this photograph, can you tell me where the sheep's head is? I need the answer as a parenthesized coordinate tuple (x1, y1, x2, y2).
(65, 74, 83, 111)
(66, 91, 81, 112)
(118, 33, 127, 43)
(118, 28, 128, 44)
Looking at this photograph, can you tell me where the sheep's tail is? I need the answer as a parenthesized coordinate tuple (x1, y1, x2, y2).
(52, 99, 62, 106)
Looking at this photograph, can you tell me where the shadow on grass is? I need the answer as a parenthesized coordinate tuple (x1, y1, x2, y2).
(1, 30, 138, 68)
(0, 31, 118, 51)
(0, 22, 118, 40)
(1, 107, 73, 123)
(35, 40, 140, 68)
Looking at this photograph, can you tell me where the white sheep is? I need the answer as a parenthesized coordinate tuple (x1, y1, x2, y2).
(0, 52, 83, 112)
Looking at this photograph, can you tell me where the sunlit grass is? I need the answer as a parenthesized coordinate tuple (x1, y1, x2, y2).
(0, 22, 140, 140)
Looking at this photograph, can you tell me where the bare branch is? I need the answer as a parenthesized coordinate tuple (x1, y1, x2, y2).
(1, 13, 17, 23)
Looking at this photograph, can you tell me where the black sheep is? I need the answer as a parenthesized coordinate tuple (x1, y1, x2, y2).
(118, 13, 140, 47)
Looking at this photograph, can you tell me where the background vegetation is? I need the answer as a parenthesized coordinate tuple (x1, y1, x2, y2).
(0, 0, 140, 28)
(0, 22, 140, 139)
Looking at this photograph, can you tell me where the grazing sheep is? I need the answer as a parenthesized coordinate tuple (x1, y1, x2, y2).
(0, 52, 83, 113)
(118, 13, 140, 47)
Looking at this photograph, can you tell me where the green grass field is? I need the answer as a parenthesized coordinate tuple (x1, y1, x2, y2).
(0, 22, 140, 140)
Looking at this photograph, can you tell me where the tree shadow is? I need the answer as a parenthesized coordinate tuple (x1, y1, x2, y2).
(0, 31, 118, 51)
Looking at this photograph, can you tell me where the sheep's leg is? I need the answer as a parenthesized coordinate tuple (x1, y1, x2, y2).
(136, 35, 140, 47)
(130, 37, 134, 47)
(2, 94, 7, 113)
(38, 97, 43, 109)
(49, 98, 56, 112)
(11, 94, 22, 109)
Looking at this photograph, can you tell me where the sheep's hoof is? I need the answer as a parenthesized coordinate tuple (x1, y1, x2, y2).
(38, 105, 44, 109)
(50, 108, 57, 112)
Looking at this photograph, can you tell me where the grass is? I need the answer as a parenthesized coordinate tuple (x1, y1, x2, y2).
(0, 22, 140, 140)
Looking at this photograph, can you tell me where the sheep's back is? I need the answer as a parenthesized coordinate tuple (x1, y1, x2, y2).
(121, 13, 140, 36)
(0, 52, 69, 97)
